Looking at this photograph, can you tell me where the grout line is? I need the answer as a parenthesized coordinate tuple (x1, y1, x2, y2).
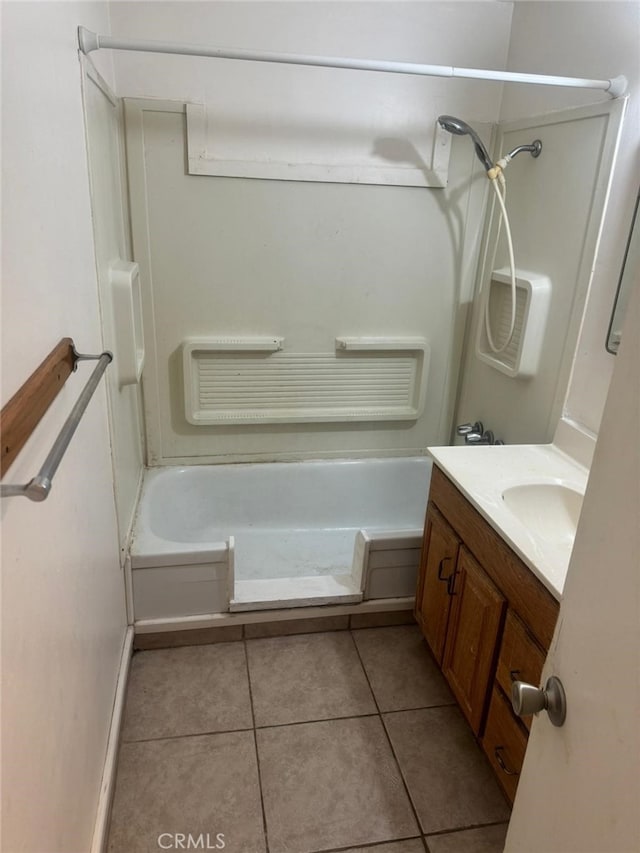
(255, 712, 380, 731)
(348, 629, 426, 840)
(251, 702, 457, 733)
(120, 726, 255, 745)
(382, 701, 458, 714)
(306, 835, 424, 853)
(423, 819, 511, 839)
(243, 636, 271, 853)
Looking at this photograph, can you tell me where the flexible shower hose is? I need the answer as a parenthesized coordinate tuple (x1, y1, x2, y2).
(484, 171, 517, 354)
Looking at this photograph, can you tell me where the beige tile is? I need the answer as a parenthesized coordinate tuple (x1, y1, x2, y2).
(257, 716, 419, 853)
(246, 631, 376, 726)
(107, 732, 265, 853)
(122, 643, 252, 741)
(384, 708, 510, 834)
(350, 610, 416, 629)
(426, 823, 509, 853)
(345, 840, 426, 853)
(353, 625, 453, 711)
(134, 624, 243, 649)
(244, 614, 349, 638)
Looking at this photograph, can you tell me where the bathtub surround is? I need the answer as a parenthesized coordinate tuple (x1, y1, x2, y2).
(456, 2, 640, 443)
(123, 97, 488, 464)
(108, 2, 512, 466)
(81, 56, 145, 559)
(455, 99, 626, 445)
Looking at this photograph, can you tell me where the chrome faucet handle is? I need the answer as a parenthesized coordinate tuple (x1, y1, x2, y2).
(457, 421, 483, 436)
(465, 432, 490, 444)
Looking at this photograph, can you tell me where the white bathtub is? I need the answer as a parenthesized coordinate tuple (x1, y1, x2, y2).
(130, 456, 431, 618)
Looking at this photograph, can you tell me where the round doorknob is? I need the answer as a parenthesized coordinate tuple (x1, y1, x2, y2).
(511, 676, 567, 727)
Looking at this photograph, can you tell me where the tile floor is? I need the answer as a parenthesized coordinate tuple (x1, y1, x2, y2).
(108, 624, 510, 853)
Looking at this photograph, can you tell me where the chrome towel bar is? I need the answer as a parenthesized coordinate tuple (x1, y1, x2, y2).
(1, 348, 113, 501)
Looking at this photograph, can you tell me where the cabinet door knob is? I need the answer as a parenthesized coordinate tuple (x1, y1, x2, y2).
(511, 676, 567, 727)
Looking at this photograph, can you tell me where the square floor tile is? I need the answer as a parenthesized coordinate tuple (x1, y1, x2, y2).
(353, 626, 454, 712)
(257, 716, 419, 853)
(108, 732, 265, 853)
(122, 643, 253, 741)
(247, 631, 376, 726)
(384, 708, 510, 834)
(426, 823, 509, 853)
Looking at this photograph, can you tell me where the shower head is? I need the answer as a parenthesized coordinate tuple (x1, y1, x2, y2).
(438, 115, 494, 172)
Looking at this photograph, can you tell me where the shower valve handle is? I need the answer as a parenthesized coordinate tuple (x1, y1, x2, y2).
(466, 432, 491, 445)
(457, 421, 483, 437)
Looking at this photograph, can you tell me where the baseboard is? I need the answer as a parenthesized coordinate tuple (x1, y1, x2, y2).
(135, 596, 415, 634)
(90, 626, 134, 853)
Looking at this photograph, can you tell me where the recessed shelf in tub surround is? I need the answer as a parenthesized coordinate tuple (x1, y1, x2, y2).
(427, 440, 590, 599)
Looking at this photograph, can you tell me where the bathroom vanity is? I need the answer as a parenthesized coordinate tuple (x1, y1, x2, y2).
(414, 444, 587, 803)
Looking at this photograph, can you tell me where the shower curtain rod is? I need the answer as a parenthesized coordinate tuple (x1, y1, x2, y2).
(78, 28, 627, 97)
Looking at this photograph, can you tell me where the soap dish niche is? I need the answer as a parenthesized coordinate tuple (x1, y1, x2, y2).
(109, 259, 145, 387)
(476, 269, 551, 378)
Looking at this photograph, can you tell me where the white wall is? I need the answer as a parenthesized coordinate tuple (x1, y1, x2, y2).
(109, 1, 512, 118)
(501, 1, 640, 436)
(1, 4, 128, 851)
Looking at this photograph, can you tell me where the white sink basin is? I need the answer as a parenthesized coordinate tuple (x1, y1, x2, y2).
(502, 483, 584, 545)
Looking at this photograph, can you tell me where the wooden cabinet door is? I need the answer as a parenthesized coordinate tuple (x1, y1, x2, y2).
(442, 547, 506, 734)
(415, 505, 460, 664)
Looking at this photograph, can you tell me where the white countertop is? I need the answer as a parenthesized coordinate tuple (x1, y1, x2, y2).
(427, 443, 590, 600)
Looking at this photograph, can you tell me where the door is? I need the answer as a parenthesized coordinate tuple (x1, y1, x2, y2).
(504, 277, 640, 852)
(415, 506, 459, 663)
